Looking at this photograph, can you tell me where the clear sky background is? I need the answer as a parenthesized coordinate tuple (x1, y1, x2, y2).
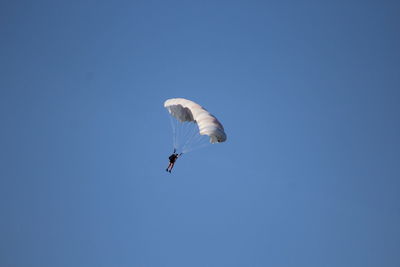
(1, 1, 400, 266)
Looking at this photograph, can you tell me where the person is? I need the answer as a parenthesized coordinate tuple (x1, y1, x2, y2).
(166, 150, 181, 173)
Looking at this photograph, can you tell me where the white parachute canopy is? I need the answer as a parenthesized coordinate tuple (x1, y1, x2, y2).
(164, 98, 226, 153)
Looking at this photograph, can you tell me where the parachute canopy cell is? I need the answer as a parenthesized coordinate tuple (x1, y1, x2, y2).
(164, 98, 227, 144)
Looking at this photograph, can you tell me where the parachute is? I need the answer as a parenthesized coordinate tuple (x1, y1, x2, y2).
(165, 98, 226, 153)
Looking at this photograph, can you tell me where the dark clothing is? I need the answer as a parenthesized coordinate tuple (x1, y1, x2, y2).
(169, 154, 178, 163)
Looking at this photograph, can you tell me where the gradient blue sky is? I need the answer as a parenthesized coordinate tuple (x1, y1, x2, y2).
(1, 1, 400, 266)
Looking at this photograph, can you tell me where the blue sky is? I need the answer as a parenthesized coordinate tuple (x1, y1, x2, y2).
(1, 0, 400, 266)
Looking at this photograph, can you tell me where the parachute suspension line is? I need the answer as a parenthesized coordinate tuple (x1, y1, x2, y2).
(182, 131, 210, 153)
(186, 123, 197, 144)
(176, 121, 185, 151)
(167, 116, 216, 154)
(174, 117, 181, 150)
(182, 126, 210, 153)
(181, 122, 201, 152)
(179, 121, 189, 145)
(168, 116, 201, 154)
(184, 142, 210, 153)
(168, 114, 178, 151)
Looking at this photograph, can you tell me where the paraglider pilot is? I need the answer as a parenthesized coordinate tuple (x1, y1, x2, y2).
(166, 149, 181, 173)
